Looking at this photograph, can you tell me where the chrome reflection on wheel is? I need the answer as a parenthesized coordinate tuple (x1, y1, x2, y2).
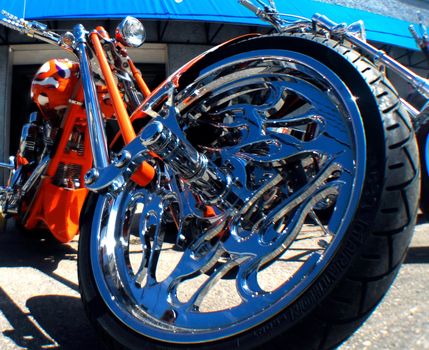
(90, 49, 366, 343)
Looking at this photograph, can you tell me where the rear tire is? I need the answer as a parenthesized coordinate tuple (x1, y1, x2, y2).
(78, 34, 419, 349)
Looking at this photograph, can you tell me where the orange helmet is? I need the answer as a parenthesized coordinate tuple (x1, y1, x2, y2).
(31, 58, 79, 118)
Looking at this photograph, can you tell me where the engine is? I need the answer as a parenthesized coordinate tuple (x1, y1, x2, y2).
(17, 112, 44, 164)
(13, 108, 86, 194)
(51, 125, 86, 189)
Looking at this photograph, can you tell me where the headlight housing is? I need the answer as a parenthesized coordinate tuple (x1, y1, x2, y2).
(115, 16, 146, 48)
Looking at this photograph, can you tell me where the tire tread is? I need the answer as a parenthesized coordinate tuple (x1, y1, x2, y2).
(300, 33, 419, 349)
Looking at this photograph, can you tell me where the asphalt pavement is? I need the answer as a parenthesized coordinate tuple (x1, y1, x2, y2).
(0, 216, 428, 350)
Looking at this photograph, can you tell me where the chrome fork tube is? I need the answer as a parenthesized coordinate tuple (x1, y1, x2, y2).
(73, 24, 110, 169)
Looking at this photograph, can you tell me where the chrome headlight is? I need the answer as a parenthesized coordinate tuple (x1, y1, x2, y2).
(115, 16, 146, 48)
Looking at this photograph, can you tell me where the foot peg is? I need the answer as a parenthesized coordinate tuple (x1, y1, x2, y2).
(0, 156, 15, 170)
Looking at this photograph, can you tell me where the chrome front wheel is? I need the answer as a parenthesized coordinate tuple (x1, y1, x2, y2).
(79, 34, 419, 350)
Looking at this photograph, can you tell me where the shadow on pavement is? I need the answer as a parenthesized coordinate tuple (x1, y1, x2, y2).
(404, 246, 429, 264)
(0, 286, 56, 349)
(0, 221, 104, 349)
(26, 295, 104, 349)
(406, 213, 429, 264)
(0, 287, 104, 349)
(0, 215, 428, 348)
(0, 221, 78, 291)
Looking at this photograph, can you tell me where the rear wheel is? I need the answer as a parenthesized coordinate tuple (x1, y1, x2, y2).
(78, 34, 419, 349)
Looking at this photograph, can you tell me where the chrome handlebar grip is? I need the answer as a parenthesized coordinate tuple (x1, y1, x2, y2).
(238, 0, 284, 31)
(238, 0, 261, 15)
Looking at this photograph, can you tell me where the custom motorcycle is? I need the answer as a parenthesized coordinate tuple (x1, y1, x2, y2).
(0, 0, 426, 348)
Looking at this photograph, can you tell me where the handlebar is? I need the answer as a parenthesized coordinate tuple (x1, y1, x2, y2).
(0, 10, 62, 46)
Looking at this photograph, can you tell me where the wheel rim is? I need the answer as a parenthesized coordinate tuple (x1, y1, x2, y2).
(90, 49, 366, 343)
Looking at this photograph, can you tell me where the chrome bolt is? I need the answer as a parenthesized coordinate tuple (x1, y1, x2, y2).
(84, 168, 99, 185)
(114, 150, 132, 168)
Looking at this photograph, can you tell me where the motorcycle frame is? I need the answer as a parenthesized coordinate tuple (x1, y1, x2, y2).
(76, 26, 155, 187)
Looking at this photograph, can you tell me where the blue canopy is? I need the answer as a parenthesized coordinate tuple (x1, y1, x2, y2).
(0, 0, 420, 50)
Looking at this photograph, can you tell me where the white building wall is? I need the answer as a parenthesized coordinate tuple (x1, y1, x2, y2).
(167, 44, 212, 74)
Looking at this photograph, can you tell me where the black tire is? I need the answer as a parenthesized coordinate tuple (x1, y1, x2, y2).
(417, 116, 429, 218)
(78, 34, 420, 350)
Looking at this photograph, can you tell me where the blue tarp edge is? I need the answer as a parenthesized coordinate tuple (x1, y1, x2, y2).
(0, 0, 420, 50)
